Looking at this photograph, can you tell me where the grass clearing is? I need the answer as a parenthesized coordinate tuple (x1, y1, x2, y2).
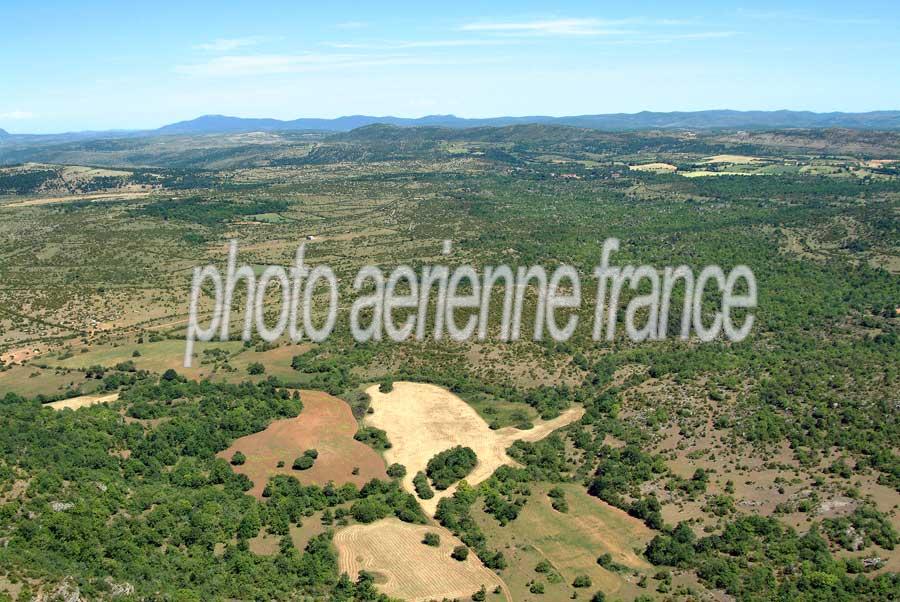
(228, 343, 310, 381)
(0, 365, 94, 398)
(475, 483, 654, 601)
(48, 339, 245, 379)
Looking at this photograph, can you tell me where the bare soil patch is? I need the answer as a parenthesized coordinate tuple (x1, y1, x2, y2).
(0, 346, 39, 364)
(862, 159, 898, 168)
(219, 390, 387, 498)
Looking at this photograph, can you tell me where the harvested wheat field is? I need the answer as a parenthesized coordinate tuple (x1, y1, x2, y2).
(702, 154, 763, 164)
(628, 162, 677, 172)
(46, 392, 119, 411)
(334, 518, 509, 602)
(5, 189, 152, 208)
(219, 390, 387, 498)
(365, 382, 584, 515)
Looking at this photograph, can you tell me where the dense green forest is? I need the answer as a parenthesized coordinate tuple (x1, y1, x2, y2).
(0, 379, 421, 600)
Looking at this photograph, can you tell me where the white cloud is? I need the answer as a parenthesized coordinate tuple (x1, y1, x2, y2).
(655, 18, 697, 26)
(461, 18, 637, 36)
(326, 39, 513, 50)
(177, 54, 345, 76)
(175, 53, 495, 77)
(589, 31, 739, 46)
(735, 9, 879, 26)
(0, 111, 34, 120)
(336, 21, 368, 30)
(458, 18, 740, 45)
(195, 37, 266, 53)
(670, 31, 738, 40)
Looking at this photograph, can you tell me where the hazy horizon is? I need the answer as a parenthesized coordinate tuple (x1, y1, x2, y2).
(5, 108, 900, 137)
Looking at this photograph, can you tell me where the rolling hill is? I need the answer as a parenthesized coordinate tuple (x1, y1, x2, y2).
(155, 110, 900, 135)
(5, 110, 900, 144)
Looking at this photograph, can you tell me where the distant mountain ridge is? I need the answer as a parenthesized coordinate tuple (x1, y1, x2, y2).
(3, 111, 900, 142)
(155, 110, 900, 135)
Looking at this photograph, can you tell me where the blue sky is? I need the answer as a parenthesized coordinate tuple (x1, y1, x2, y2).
(2, 1, 899, 133)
